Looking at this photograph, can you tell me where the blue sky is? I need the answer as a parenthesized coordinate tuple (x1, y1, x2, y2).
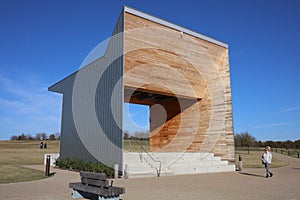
(0, 0, 299, 141)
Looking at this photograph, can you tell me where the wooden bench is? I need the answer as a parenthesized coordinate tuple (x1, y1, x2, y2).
(69, 171, 125, 200)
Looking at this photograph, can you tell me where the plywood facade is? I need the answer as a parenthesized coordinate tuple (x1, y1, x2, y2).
(123, 11, 234, 163)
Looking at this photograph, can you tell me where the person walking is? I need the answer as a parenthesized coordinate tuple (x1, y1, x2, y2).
(262, 146, 273, 178)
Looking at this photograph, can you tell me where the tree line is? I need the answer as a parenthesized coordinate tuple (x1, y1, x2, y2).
(235, 132, 300, 149)
(123, 130, 150, 141)
(10, 132, 60, 141)
(10, 131, 299, 149)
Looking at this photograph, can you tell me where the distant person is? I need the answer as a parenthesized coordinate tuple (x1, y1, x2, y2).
(262, 146, 273, 178)
(44, 142, 47, 149)
(40, 142, 43, 149)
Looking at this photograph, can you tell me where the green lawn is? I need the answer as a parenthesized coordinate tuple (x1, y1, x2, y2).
(235, 150, 288, 168)
(274, 148, 300, 158)
(0, 165, 46, 183)
(123, 139, 149, 152)
(0, 139, 291, 183)
(0, 139, 148, 183)
(0, 140, 59, 183)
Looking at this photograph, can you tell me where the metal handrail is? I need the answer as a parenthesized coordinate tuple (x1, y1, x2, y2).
(134, 139, 161, 177)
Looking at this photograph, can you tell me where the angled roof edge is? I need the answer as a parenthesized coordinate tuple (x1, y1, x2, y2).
(48, 70, 78, 93)
(49, 9, 125, 94)
(48, 54, 106, 93)
(124, 6, 228, 49)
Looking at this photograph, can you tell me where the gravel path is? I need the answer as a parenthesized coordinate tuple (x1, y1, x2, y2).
(0, 153, 299, 200)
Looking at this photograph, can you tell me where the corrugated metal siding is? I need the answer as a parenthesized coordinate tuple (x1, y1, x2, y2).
(49, 11, 124, 171)
(48, 72, 78, 94)
(59, 74, 99, 163)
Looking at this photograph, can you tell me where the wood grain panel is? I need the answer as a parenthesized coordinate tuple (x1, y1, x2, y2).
(124, 12, 234, 163)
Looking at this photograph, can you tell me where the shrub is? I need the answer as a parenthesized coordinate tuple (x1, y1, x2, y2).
(55, 157, 114, 177)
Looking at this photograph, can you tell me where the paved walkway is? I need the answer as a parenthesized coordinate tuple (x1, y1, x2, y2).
(0, 153, 299, 200)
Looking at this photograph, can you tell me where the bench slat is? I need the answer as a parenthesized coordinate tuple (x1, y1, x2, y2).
(81, 177, 109, 187)
(69, 182, 125, 197)
(80, 171, 107, 180)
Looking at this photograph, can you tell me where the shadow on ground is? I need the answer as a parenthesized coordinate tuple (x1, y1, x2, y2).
(291, 168, 300, 170)
(49, 172, 56, 176)
(239, 172, 265, 178)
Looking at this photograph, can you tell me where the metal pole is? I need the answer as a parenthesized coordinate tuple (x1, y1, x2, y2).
(114, 164, 119, 179)
(45, 155, 50, 176)
(124, 164, 129, 179)
(238, 155, 243, 171)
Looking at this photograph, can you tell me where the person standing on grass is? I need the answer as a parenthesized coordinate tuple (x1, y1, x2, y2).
(262, 146, 273, 178)
(44, 142, 47, 149)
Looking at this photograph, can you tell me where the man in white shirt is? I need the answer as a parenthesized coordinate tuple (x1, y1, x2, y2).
(262, 146, 273, 178)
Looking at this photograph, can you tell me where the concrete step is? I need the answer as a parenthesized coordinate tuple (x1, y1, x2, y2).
(123, 152, 235, 178)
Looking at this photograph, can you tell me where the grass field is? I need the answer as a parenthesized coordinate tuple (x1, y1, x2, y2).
(235, 150, 288, 168)
(0, 140, 59, 183)
(236, 147, 300, 158)
(274, 148, 300, 158)
(123, 139, 149, 152)
(0, 139, 290, 183)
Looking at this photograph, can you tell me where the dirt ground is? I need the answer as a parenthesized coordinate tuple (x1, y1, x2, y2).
(0, 153, 299, 200)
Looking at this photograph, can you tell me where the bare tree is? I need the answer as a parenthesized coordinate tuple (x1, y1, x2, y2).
(55, 132, 60, 140)
(17, 133, 26, 140)
(26, 134, 34, 140)
(124, 133, 129, 139)
(35, 133, 42, 140)
(10, 135, 18, 140)
(295, 140, 300, 149)
(133, 131, 150, 140)
(41, 133, 47, 140)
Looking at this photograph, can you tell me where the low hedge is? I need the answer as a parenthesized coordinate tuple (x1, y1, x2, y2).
(55, 158, 114, 177)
